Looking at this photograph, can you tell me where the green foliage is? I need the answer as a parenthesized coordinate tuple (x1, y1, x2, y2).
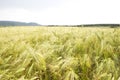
(0, 27, 120, 80)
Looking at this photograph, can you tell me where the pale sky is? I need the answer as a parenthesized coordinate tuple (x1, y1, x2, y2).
(0, 0, 120, 25)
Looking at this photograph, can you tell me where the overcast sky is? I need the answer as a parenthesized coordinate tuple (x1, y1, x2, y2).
(0, 0, 120, 25)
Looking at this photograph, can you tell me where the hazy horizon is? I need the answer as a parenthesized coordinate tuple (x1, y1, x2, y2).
(0, 0, 120, 25)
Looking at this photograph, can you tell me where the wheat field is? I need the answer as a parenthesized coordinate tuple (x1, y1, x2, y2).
(0, 26, 120, 80)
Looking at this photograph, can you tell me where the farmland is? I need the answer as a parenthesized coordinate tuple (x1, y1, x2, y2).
(0, 26, 120, 80)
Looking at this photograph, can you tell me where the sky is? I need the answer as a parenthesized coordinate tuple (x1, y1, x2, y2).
(0, 0, 120, 25)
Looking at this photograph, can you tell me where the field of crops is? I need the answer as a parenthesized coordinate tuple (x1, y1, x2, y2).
(0, 26, 120, 80)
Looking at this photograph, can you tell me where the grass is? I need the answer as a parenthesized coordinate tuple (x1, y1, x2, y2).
(0, 26, 120, 80)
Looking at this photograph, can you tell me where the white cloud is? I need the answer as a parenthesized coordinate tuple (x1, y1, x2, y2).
(0, 0, 120, 25)
(0, 8, 36, 22)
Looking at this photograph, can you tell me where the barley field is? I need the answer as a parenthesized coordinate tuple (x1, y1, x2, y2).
(0, 26, 120, 80)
